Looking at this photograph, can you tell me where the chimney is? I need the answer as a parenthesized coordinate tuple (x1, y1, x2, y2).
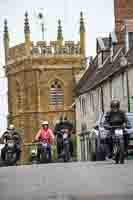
(124, 19, 133, 53)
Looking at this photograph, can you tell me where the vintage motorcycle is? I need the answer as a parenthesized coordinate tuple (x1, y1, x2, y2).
(107, 125, 125, 164)
(57, 130, 71, 162)
(30, 140, 51, 164)
(3, 133, 20, 166)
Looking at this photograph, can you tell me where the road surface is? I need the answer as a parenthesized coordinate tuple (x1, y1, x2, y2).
(0, 161, 133, 200)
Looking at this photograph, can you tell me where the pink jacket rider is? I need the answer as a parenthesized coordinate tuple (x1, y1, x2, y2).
(35, 127, 54, 145)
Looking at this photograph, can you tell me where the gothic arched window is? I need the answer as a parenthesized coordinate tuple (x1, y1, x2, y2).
(49, 80, 64, 105)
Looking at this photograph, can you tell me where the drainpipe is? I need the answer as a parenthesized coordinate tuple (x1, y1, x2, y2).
(126, 69, 130, 112)
(100, 86, 104, 113)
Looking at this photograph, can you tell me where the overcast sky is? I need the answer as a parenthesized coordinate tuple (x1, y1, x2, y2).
(0, 0, 114, 133)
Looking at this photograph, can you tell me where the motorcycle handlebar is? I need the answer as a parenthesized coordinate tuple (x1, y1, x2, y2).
(32, 140, 48, 144)
(103, 125, 125, 129)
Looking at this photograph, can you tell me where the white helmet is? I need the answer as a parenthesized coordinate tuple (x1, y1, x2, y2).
(9, 124, 15, 130)
(42, 121, 49, 126)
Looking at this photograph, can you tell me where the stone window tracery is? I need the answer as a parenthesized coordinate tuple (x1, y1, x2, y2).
(49, 80, 64, 105)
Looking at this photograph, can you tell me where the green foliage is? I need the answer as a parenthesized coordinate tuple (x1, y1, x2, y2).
(51, 144, 57, 161)
(71, 134, 77, 160)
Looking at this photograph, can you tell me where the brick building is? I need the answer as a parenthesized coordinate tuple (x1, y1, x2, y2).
(114, 0, 133, 43)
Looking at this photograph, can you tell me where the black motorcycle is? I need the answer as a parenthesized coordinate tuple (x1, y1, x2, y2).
(2, 133, 21, 166)
(107, 125, 125, 164)
(57, 130, 71, 162)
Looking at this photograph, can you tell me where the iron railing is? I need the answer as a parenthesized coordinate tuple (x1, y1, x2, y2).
(79, 131, 91, 161)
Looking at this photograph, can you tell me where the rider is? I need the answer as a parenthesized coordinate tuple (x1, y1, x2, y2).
(1, 124, 22, 162)
(35, 121, 55, 161)
(54, 117, 73, 159)
(104, 100, 128, 158)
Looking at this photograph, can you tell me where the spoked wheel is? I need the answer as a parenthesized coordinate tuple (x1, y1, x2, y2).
(64, 142, 70, 162)
(113, 140, 125, 164)
(40, 149, 48, 163)
(40, 146, 52, 163)
(4, 151, 17, 166)
(113, 144, 120, 164)
(119, 139, 125, 164)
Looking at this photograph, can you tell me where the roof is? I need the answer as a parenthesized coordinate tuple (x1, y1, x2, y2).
(75, 56, 98, 91)
(75, 28, 133, 97)
(75, 46, 132, 96)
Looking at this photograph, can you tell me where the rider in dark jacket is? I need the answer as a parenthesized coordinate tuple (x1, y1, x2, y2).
(104, 100, 128, 158)
(1, 124, 22, 162)
(54, 117, 73, 158)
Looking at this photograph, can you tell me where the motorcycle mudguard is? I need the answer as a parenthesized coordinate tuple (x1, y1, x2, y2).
(30, 144, 38, 156)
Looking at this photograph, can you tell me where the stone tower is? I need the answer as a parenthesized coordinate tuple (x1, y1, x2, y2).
(3, 12, 86, 161)
(114, 0, 133, 43)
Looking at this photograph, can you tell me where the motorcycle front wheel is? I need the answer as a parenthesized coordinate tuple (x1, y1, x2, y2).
(64, 142, 70, 162)
(4, 151, 17, 166)
(113, 139, 125, 164)
(119, 138, 125, 164)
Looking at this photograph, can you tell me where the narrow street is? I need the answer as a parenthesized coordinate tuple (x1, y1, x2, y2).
(0, 161, 133, 200)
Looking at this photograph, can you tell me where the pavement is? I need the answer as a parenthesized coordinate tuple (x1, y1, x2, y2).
(0, 161, 133, 200)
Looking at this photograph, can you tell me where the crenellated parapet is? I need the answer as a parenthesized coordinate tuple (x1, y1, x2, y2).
(4, 11, 86, 64)
(7, 40, 81, 62)
(31, 40, 80, 56)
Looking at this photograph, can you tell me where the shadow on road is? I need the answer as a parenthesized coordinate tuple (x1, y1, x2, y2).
(47, 194, 133, 200)
(46, 194, 133, 200)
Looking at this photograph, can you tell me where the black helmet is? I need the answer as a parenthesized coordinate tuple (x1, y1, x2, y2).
(110, 100, 120, 109)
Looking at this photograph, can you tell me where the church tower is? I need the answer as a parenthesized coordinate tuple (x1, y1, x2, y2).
(3, 12, 86, 162)
(114, 0, 133, 43)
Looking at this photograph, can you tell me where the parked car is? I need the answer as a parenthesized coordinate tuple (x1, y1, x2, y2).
(0, 144, 5, 166)
(126, 113, 133, 157)
(89, 112, 133, 161)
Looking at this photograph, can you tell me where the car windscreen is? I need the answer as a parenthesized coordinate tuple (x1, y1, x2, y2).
(127, 115, 133, 127)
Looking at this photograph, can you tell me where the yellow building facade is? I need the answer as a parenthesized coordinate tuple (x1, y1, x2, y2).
(3, 12, 86, 161)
